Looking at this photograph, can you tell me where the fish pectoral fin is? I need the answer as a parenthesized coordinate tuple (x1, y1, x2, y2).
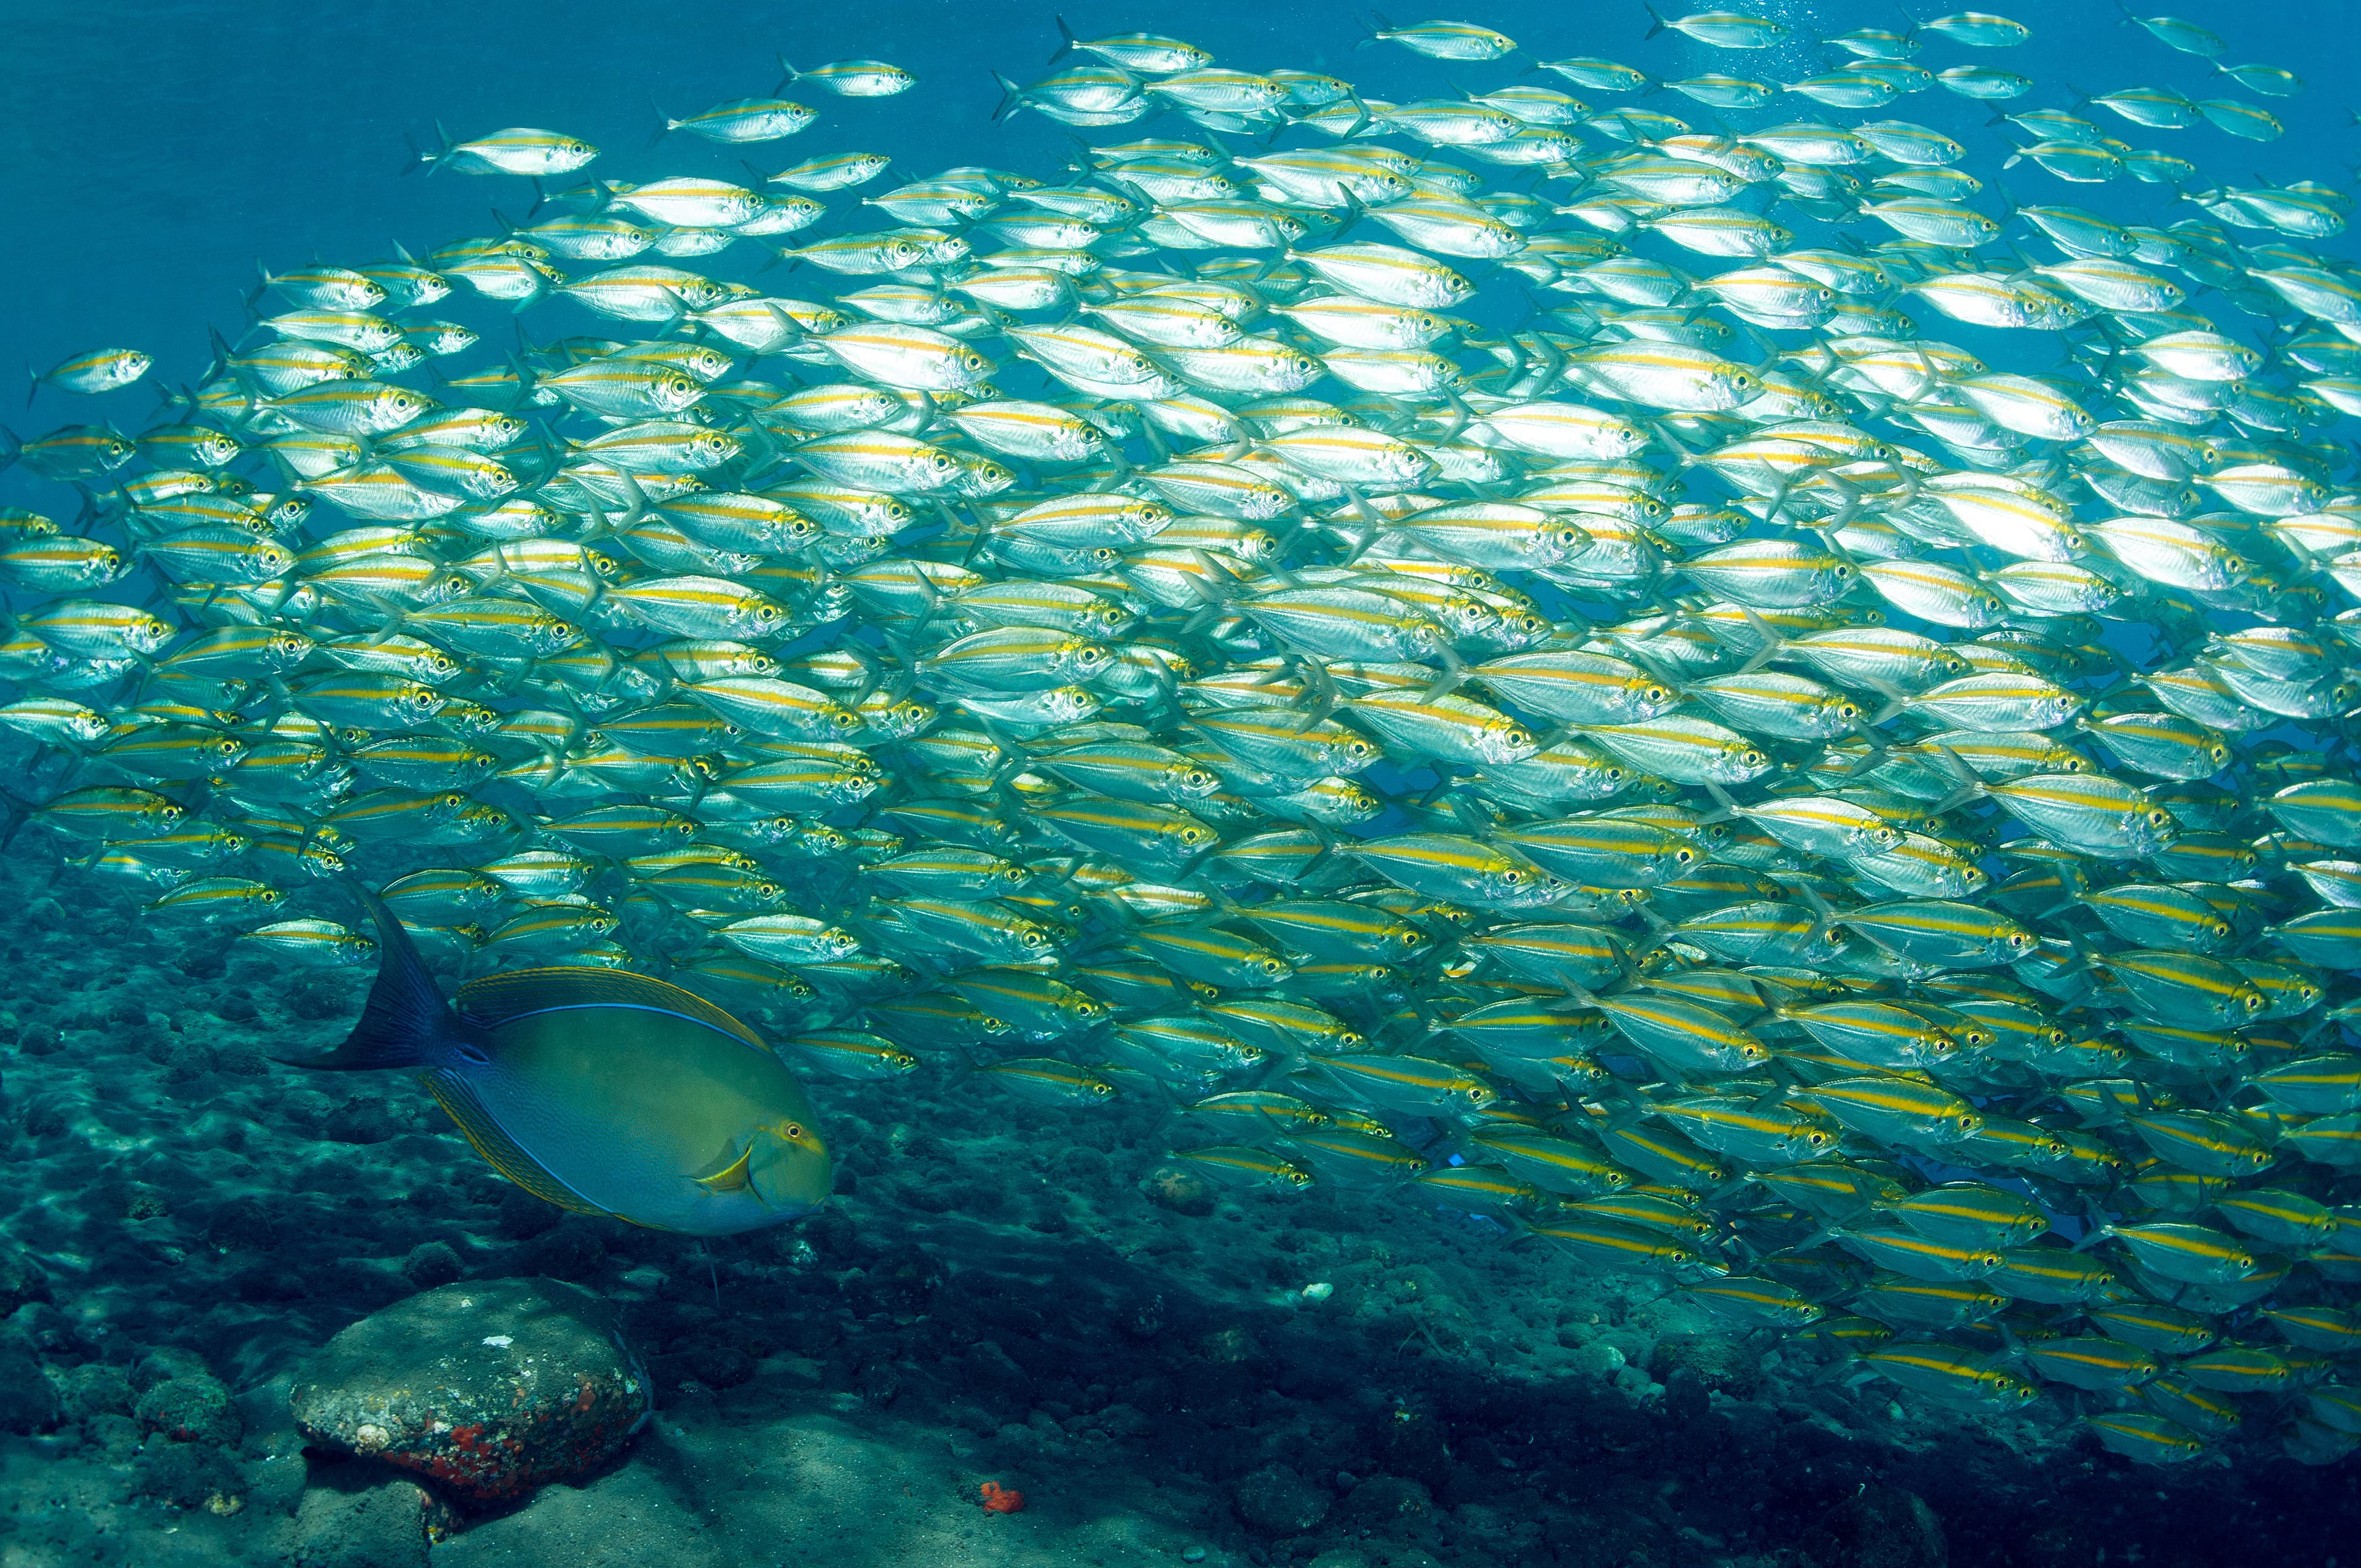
(693, 1142, 755, 1194)
(424, 1069, 606, 1217)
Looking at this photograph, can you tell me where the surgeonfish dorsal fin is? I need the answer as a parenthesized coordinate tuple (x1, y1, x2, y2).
(280, 885, 456, 1070)
(424, 1069, 606, 1216)
(454, 966, 770, 1056)
(694, 1144, 756, 1194)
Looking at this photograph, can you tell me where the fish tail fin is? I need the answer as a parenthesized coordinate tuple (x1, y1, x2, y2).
(1356, 11, 1391, 49)
(2069, 1196, 2113, 1252)
(23, 365, 39, 410)
(1864, 675, 1911, 727)
(1331, 187, 1369, 243)
(1840, 717, 1892, 780)
(647, 98, 673, 149)
(1047, 15, 1078, 63)
(1736, 604, 1789, 675)
(279, 884, 454, 1069)
(411, 123, 451, 178)
(610, 464, 652, 531)
(1928, 745, 1988, 814)
(991, 71, 1026, 123)
(774, 52, 800, 92)
(653, 285, 690, 338)
(0, 426, 19, 473)
(1642, 2, 1667, 39)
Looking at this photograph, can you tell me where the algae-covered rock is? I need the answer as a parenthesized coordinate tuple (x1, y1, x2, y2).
(288, 1277, 651, 1507)
(1233, 1462, 1332, 1535)
(398, 1242, 463, 1290)
(0, 1242, 49, 1315)
(58, 1363, 135, 1421)
(136, 1372, 243, 1447)
(1822, 1483, 1950, 1568)
(1647, 1332, 1761, 1399)
(1139, 1164, 1216, 1216)
(0, 1347, 62, 1433)
(1337, 1474, 1433, 1531)
(133, 1440, 246, 1511)
(283, 1472, 440, 1568)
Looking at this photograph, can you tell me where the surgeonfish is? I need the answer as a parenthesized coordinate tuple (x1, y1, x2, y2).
(285, 890, 831, 1235)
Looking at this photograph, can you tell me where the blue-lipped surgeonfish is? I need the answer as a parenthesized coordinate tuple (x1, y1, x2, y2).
(285, 889, 831, 1235)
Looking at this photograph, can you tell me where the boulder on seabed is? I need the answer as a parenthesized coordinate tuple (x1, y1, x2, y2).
(1821, 1483, 1950, 1568)
(288, 1277, 651, 1508)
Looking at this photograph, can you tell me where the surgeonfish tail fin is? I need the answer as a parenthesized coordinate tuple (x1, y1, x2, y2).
(282, 884, 455, 1070)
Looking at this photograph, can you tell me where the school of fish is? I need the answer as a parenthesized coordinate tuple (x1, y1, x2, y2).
(4, 2, 2361, 1473)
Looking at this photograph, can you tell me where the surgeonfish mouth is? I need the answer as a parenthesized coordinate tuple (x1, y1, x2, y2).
(6, 0, 2361, 1481)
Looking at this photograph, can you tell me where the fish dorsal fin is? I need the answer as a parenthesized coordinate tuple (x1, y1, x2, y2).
(424, 1069, 606, 1216)
(694, 1143, 755, 1193)
(454, 967, 770, 1055)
